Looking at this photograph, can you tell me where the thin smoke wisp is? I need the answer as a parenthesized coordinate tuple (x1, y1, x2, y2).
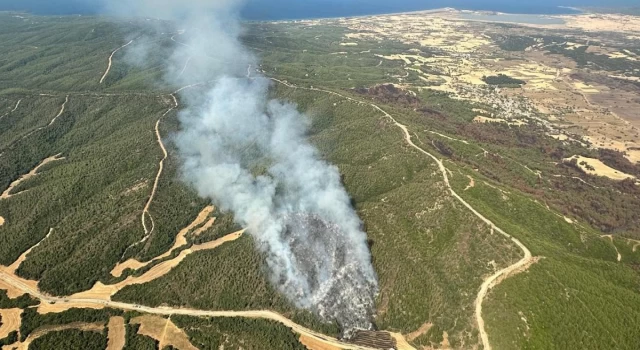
(104, 0, 378, 335)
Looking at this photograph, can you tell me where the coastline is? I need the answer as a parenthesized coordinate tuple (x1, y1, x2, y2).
(1, 3, 584, 22)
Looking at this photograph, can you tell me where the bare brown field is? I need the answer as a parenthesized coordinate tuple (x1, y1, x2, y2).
(324, 10, 640, 167)
(0, 279, 28, 299)
(564, 155, 637, 181)
(389, 333, 414, 350)
(106, 316, 126, 350)
(300, 335, 342, 350)
(38, 301, 105, 314)
(0, 229, 54, 300)
(111, 205, 215, 278)
(71, 229, 244, 303)
(131, 315, 197, 350)
(0, 308, 22, 339)
(192, 217, 216, 237)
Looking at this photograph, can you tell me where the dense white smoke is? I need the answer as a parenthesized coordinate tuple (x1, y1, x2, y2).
(104, 0, 378, 334)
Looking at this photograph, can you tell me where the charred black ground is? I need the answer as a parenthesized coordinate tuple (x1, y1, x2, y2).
(281, 212, 378, 339)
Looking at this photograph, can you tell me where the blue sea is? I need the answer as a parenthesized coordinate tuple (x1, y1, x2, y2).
(0, 0, 636, 19)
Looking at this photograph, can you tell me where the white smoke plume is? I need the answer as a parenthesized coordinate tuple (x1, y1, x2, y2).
(104, 0, 378, 334)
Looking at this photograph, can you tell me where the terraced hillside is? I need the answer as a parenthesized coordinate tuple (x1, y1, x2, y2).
(1, 10, 640, 350)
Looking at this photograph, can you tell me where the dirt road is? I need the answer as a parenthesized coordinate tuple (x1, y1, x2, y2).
(0, 225, 373, 350)
(269, 78, 533, 350)
(12, 97, 69, 143)
(113, 206, 215, 278)
(139, 94, 178, 242)
(1, 155, 64, 200)
(178, 56, 192, 78)
(47, 95, 68, 126)
(604, 235, 622, 262)
(11, 99, 21, 113)
(0, 267, 376, 350)
(100, 40, 133, 84)
(0, 99, 22, 122)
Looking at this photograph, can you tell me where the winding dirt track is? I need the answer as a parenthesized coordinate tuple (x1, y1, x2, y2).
(13, 97, 69, 142)
(10, 99, 21, 113)
(178, 56, 192, 78)
(47, 95, 68, 126)
(0, 268, 376, 350)
(10, 322, 105, 350)
(138, 94, 178, 244)
(269, 78, 533, 350)
(604, 235, 622, 262)
(0, 99, 22, 122)
(100, 40, 133, 84)
(114, 206, 215, 278)
(0, 77, 531, 350)
(0, 223, 373, 350)
(1, 155, 64, 200)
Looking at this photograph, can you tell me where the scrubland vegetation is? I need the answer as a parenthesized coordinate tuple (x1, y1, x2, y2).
(29, 329, 107, 350)
(172, 316, 306, 350)
(20, 308, 120, 341)
(123, 324, 158, 350)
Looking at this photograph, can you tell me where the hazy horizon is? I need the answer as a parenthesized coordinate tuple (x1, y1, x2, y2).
(0, 0, 637, 20)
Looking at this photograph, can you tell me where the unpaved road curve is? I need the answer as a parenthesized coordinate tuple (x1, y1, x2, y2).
(177, 56, 192, 79)
(11, 99, 22, 113)
(10, 322, 105, 350)
(13, 97, 69, 142)
(138, 94, 178, 243)
(0, 268, 376, 350)
(0, 226, 371, 350)
(126, 84, 207, 255)
(370, 100, 533, 350)
(0, 99, 22, 121)
(1, 155, 64, 200)
(604, 235, 622, 262)
(100, 40, 134, 84)
(47, 95, 68, 126)
(270, 78, 533, 350)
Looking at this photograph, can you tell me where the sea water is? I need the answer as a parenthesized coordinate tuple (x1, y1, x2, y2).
(0, 0, 635, 19)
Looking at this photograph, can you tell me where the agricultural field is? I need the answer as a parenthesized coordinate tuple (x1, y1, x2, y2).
(1, 7, 640, 350)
